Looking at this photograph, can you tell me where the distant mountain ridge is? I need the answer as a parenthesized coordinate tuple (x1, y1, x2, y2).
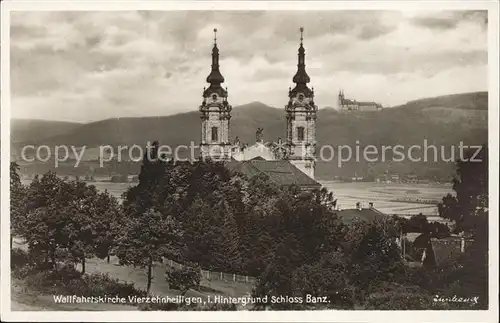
(11, 119, 82, 144)
(392, 91, 488, 110)
(11, 92, 488, 180)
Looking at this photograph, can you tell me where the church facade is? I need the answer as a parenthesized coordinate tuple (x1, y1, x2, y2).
(199, 28, 318, 183)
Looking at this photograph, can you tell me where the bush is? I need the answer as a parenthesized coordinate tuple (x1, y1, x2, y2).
(138, 302, 180, 311)
(23, 264, 82, 293)
(18, 260, 145, 299)
(10, 248, 56, 278)
(12, 265, 33, 279)
(138, 301, 237, 311)
(11, 248, 29, 270)
(24, 270, 56, 292)
(55, 272, 147, 299)
(80, 273, 146, 298)
(364, 283, 434, 310)
(165, 266, 201, 295)
(400, 266, 436, 291)
(201, 302, 237, 311)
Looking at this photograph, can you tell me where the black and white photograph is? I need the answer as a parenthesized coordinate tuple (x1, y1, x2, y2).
(1, 1, 498, 322)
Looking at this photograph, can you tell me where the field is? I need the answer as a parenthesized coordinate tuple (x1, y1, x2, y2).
(320, 181, 453, 216)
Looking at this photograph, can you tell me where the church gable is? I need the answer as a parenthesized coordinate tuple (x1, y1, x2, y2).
(232, 142, 277, 161)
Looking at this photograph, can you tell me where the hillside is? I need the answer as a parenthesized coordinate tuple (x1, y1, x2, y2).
(392, 91, 488, 111)
(12, 102, 283, 148)
(10, 119, 82, 143)
(11, 93, 488, 180)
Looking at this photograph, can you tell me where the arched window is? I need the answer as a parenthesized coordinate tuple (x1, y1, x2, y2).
(211, 127, 218, 142)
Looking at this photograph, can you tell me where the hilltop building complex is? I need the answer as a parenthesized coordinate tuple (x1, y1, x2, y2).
(338, 90, 383, 112)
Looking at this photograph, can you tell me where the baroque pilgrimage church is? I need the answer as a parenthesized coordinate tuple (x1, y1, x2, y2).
(199, 28, 321, 190)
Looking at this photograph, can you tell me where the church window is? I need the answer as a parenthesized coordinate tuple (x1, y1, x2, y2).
(211, 127, 218, 141)
(297, 127, 305, 141)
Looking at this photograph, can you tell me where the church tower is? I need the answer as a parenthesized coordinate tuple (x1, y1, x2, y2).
(338, 89, 344, 109)
(285, 27, 317, 179)
(199, 29, 232, 161)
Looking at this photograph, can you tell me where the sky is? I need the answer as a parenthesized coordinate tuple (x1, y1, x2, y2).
(10, 10, 488, 122)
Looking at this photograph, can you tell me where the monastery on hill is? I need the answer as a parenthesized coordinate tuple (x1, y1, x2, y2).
(198, 28, 320, 190)
(338, 90, 383, 112)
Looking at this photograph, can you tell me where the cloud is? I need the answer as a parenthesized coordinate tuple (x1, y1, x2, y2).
(10, 10, 488, 122)
(410, 10, 488, 30)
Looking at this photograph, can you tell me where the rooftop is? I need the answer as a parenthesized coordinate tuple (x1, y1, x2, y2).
(336, 207, 386, 225)
(225, 159, 321, 189)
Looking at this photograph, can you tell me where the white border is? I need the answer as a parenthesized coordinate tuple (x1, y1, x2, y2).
(1, 1, 499, 322)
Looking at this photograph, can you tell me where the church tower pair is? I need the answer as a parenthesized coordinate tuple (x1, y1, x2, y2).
(200, 28, 317, 179)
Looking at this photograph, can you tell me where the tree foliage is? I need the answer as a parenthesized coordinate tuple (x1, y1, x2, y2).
(12, 141, 489, 310)
(10, 162, 27, 246)
(20, 172, 121, 273)
(437, 145, 489, 308)
(291, 251, 353, 309)
(165, 265, 201, 295)
(438, 145, 488, 238)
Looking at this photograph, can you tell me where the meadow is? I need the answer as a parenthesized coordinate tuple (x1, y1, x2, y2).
(320, 181, 453, 216)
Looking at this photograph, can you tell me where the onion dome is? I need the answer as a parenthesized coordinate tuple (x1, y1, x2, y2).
(204, 28, 227, 98)
(290, 27, 313, 98)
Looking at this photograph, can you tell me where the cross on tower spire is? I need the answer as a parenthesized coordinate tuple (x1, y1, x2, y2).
(214, 28, 217, 45)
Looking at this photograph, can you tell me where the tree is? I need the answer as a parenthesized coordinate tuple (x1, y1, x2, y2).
(252, 234, 305, 310)
(315, 187, 336, 209)
(213, 200, 242, 272)
(438, 145, 488, 238)
(437, 145, 489, 308)
(92, 190, 121, 264)
(349, 218, 406, 299)
(292, 251, 353, 309)
(118, 143, 186, 293)
(23, 172, 73, 269)
(20, 172, 119, 273)
(10, 162, 26, 248)
(62, 181, 100, 274)
(405, 213, 430, 233)
(116, 208, 183, 294)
